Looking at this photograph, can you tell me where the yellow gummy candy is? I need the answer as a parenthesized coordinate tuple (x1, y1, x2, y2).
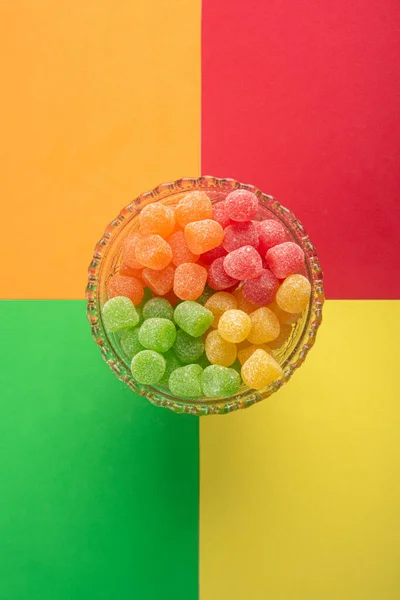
(205, 330, 237, 367)
(275, 274, 311, 314)
(268, 323, 293, 350)
(204, 292, 237, 328)
(247, 307, 280, 344)
(237, 344, 272, 365)
(218, 309, 252, 344)
(268, 299, 301, 325)
(241, 349, 283, 390)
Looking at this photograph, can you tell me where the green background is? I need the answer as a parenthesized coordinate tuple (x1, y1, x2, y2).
(0, 301, 199, 600)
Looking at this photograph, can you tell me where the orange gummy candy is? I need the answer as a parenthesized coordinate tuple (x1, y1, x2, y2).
(167, 230, 199, 266)
(139, 203, 175, 238)
(119, 263, 143, 280)
(173, 263, 208, 300)
(175, 191, 213, 227)
(184, 220, 224, 255)
(134, 234, 172, 270)
(142, 265, 175, 296)
(121, 232, 144, 270)
(107, 275, 144, 305)
(233, 287, 258, 314)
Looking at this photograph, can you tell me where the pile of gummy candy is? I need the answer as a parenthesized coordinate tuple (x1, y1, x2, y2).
(101, 189, 311, 398)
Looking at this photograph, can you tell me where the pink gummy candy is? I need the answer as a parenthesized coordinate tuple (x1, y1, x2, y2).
(256, 220, 287, 255)
(242, 269, 280, 306)
(223, 246, 263, 280)
(225, 190, 258, 222)
(212, 201, 233, 229)
(265, 242, 305, 279)
(208, 256, 239, 290)
(200, 244, 227, 266)
(223, 222, 259, 252)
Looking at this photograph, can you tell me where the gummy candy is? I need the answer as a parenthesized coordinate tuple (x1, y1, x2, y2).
(142, 297, 174, 321)
(201, 365, 241, 397)
(168, 364, 203, 397)
(268, 323, 292, 349)
(173, 329, 205, 363)
(139, 202, 175, 238)
(212, 200, 233, 229)
(218, 309, 252, 343)
(268, 299, 300, 324)
(102, 296, 140, 332)
(223, 246, 263, 280)
(200, 244, 227, 265)
(241, 349, 283, 390)
(223, 221, 259, 252)
(247, 307, 280, 344)
(232, 287, 258, 313)
(275, 274, 311, 313)
(256, 220, 287, 255)
(119, 263, 143, 279)
(205, 330, 237, 367)
(207, 257, 239, 291)
(173, 263, 208, 301)
(242, 269, 279, 306)
(131, 350, 166, 384)
(119, 326, 145, 360)
(265, 242, 305, 279)
(204, 291, 237, 327)
(196, 285, 215, 305)
(174, 301, 214, 337)
(107, 275, 144, 305)
(135, 234, 172, 270)
(184, 219, 224, 255)
(158, 349, 183, 387)
(167, 230, 199, 266)
(175, 191, 213, 227)
(121, 231, 144, 270)
(225, 189, 258, 222)
(142, 265, 175, 296)
(237, 343, 272, 365)
(138, 318, 176, 353)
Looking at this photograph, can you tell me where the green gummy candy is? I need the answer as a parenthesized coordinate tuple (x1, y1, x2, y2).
(197, 354, 211, 369)
(174, 301, 213, 337)
(197, 285, 214, 305)
(138, 318, 176, 353)
(131, 350, 166, 385)
(142, 297, 174, 321)
(173, 330, 205, 364)
(119, 327, 144, 360)
(168, 364, 203, 398)
(102, 296, 139, 333)
(201, 365, 241, 398)
(159, 349, 183, 387)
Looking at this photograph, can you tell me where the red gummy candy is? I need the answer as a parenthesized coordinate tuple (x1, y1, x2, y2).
(242, 269, 279, 306)
(212, 201, 233, 229)
(208, 257, 239, 291)
(223, 222, 259, 252)
(256, 220, 287, 255)
(223, 246, 263, 281)
(265, 242, 305, 279)
(225, 190, 258, 222)
(200, 244, 227, 265)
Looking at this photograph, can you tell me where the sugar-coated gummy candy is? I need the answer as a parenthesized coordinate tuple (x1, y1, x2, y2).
(242, 269, 279, 306)
(102, 296, 140, 332)
(268, 299, 300, 325)
(138, 318, 176, 353)
(275, 274, 311, 313)
(168, 364, 203, 397)
(197, 285, 215, 305)
(160, 289, 180, 307)
(201, 365, 241, 398)
(266, 242, 305, 279)
(205, 330, 237, 367)
(173, 263, 208, 301)
(167, 230, 199, 266)
(197, 353, 212, 369)
(204, 292, 237, 327)
(247, 307, 280, 344)
(158, 349, 183, 387)
(107, 275, 144, 306)
(142, 265, 175, 296)
(223, 221, 259, 252)
(225, 189, 258, 222)
(134, 234, 172, 270)
(207, 256, 239, 291)
(268, 323, 292, 349)
(131, 350, 166, 385)
(175, 191, 213, 227)
(237, 343, 272, 365)
(119, 327, 145, 359)
(121, 232, 144, 269)
(233, 287, 258, 314)
(223, 246, 263, 280)
(256, 220, 287, 255)
(139, 203, 175, 238)
(174, 301, 214, 337)
(173, 329, 205, 363)
(119, 263, 143, 279)
(218, 309, 252, 344)
(200, 244, 227, 266)
(184, 219, 224, 255)
(212, 201, 232, 229)
(142, 297, 174, 321)
(241, 349, 283, 390)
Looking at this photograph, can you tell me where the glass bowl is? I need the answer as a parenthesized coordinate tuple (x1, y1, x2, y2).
(86, 176, 324, 415)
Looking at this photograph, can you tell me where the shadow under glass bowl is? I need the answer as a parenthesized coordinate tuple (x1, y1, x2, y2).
(86, 176, 324, 415)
